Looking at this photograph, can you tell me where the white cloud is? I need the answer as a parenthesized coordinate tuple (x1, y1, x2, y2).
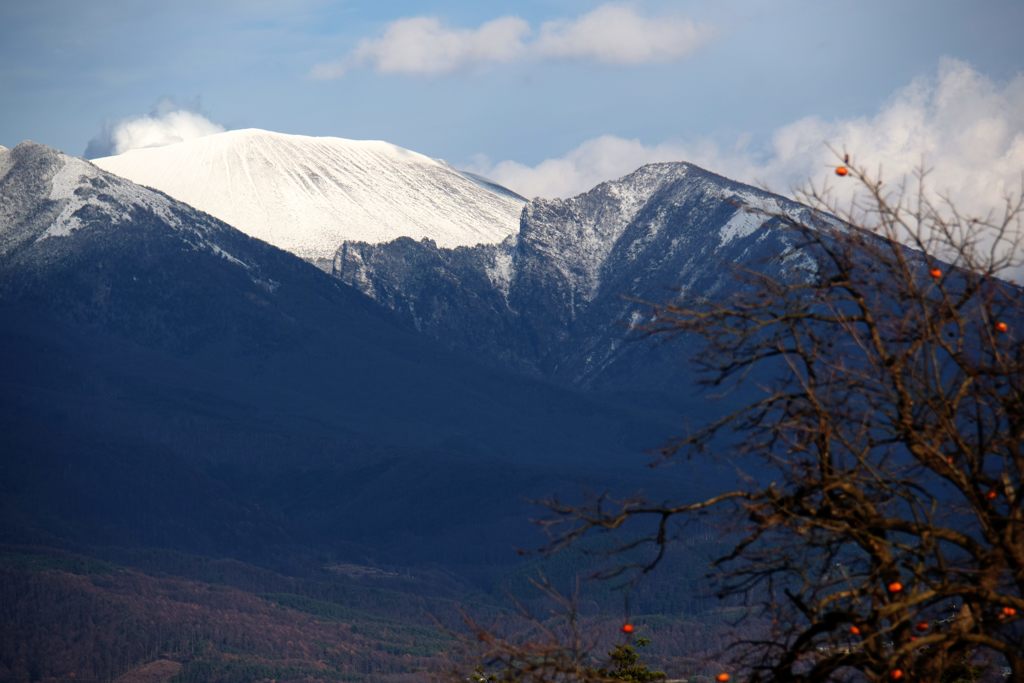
(328, 15, 530, 77)
(474, 59, 1024, 228)
(87, 107, 224, 157)
(535, 4, 710, 65)
(310, 4, 710, 78)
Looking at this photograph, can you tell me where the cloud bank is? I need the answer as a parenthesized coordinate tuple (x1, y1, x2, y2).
(474, 59, 1024, 227)
(86, 106, 224, 158)
(310, 4, 710, 78)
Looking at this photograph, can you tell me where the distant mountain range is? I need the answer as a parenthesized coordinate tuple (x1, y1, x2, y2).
(1, 141, 688, 567)
(93, 129, 525, 268)
(88, 130, 836, 409)
(0, 133, 829, 574)
(0, 134, 836, 680)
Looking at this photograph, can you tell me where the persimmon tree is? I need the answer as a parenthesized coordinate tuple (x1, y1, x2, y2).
(469, 159, 1024, 682)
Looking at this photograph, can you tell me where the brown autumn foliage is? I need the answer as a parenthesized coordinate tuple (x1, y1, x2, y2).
(0, 548, 450, 682)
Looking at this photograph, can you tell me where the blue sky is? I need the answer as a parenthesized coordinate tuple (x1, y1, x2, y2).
(1, 1, 1022, 201)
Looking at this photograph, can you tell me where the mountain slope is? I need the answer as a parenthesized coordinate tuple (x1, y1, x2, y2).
(0, 142, 690, 569)
(334, 162, 822, 404)
(92, 129, 525, 266)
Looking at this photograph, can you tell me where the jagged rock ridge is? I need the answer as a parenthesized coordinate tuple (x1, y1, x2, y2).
(334, 162, 820, 399)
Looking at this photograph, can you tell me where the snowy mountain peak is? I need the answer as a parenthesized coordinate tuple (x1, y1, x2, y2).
(93, 128, 525, 264)
(515, 160, 772, 301)
(0, 141, 259, 272)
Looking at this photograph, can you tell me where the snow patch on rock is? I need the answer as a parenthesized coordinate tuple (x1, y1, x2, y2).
(0, 146, 12, 183)
(719, 208, 767, 246)
(485, 240, 516, 299)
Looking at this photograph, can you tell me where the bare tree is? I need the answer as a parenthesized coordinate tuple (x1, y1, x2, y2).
(507, 158, 1024, 682)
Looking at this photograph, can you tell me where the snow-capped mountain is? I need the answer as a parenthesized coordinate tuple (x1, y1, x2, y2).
(92, 128, 525, 266)
(0, 140, 676, 567)
(334, 162, 821, 402)
(2, 141, 260, 271)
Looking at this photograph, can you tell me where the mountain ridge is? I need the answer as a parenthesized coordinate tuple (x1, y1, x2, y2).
(332, 159, 820, 401)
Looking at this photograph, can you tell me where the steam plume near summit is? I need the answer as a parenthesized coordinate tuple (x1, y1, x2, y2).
(85, 102, 224, 158)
